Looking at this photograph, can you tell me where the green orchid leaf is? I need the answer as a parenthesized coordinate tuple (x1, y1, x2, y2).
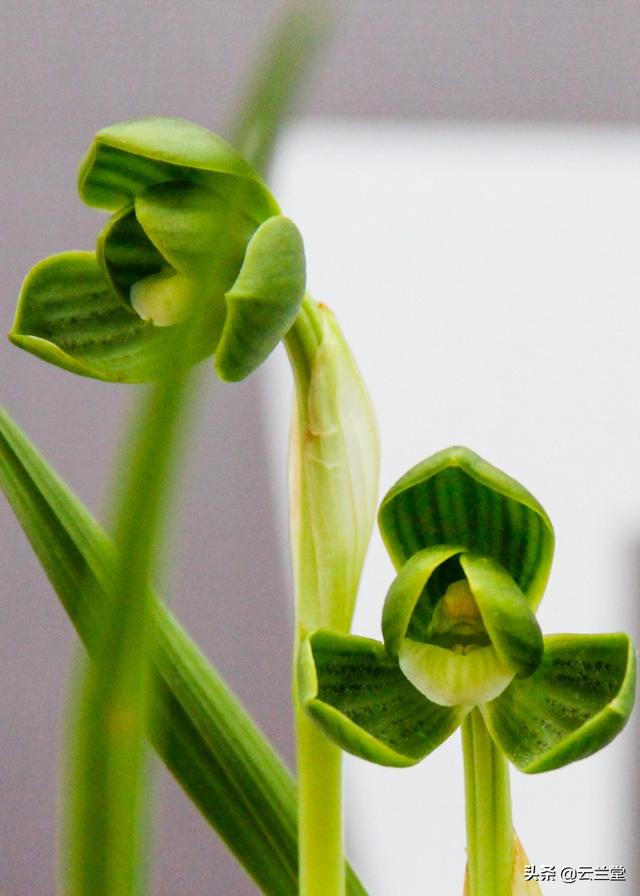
(216, 216, 306, 382)
(9, 252, 212, 383)
(300, 629, 467, 767)
(68, 354, 193, 896)
(230, 5, 337, 174)
(78, 117, 277, 213)
(379, 446, 554, 609)
(0, 406, 368, 896)
(381, 544, 464, 656)
(460, 553, 543, 677)
(481, 633, 636, 773)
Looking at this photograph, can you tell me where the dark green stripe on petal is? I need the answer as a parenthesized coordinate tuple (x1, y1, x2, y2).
(78, 117, 278, 212)
(379, 447, 554, 608)
(9, 252, 211, 383)
(481, 633, 636, 773)
(97, 204, 165, 306)
(299, 630, 466, 767)
(382, 545, 463, 656)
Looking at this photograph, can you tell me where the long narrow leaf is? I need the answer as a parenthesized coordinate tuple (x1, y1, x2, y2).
(0, 406, 367, 896)
(68, 353, 195, 896)
(229, 1, 337, 174)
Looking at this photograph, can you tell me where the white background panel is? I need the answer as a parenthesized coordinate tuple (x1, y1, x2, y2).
(265, 121, 640, 894)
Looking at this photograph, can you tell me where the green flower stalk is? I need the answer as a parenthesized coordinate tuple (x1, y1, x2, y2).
(8, 116, 310, 896)
(11, 117, 306, 384)
(285, 297, 380, 896)
(299, 447, 636, 895)
(9, 115, 381, 896)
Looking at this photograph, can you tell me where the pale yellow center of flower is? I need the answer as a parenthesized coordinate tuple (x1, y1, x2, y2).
(441, 579, 481, 622)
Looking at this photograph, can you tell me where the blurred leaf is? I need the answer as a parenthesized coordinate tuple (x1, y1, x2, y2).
(229, 1, 338, 174)
(67, 327, 194, 895)
(0, 407, 367, 896)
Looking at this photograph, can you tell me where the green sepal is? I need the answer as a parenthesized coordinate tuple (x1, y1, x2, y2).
(78, 117, 277, 217)
(379, 446, 554, 609)
(216, 216, 306, 381)
(299, 629, 467, 767)
(382, 544, 463, 656)
(481, 633, 636, 773)
(460, 553, 543, 677)
(9, 252, 212, 383)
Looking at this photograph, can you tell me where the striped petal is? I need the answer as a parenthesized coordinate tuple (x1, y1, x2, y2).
(379, 447, 554, 609)
(381, 544, 464, 656)
(97, 203, 165, 306)
(481, 633, 636, 773)
(299, 629, 467, 767)
(78, 117, 278, 217)
(9, 252, 212, 382)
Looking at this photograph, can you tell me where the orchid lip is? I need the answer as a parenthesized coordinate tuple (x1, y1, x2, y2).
(398, 639, 515, 707)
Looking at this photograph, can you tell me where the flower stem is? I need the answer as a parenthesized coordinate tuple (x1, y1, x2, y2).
(295, 684, 345, 896)
(462, 709, 514, 896)
(286, 296, 346, 896)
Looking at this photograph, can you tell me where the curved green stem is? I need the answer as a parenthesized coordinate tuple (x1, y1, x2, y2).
(284, 293, 324, 396)
(285, 291, 378, 896)
(462, 709, 513, 896)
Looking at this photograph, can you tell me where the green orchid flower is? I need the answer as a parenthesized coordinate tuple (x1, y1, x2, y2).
(299, 446, 635, 770)
(10, 117, 306, 383)
(299, 447, 636, 894)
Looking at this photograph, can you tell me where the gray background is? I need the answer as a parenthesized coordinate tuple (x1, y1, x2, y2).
(2, 2, 640, 894)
